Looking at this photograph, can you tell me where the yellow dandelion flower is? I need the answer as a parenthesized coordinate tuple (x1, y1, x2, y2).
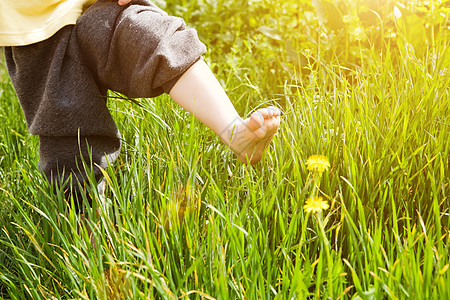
(306, 155, 330, 173)
(303, 196, 329, 214)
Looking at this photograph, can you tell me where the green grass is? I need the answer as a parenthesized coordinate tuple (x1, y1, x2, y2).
(1, 0, 449, 299)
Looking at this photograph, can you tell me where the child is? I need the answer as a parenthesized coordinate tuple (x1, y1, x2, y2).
(1, 0, 280, 205)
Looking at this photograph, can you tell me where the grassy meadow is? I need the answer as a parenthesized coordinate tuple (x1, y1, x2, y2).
(0, 0, 449, 299)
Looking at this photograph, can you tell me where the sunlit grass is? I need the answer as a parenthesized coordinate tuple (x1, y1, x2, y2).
(1, 0, 449, 298)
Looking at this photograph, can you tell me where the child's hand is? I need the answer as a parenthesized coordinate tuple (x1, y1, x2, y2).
(117, 0, 132, 5)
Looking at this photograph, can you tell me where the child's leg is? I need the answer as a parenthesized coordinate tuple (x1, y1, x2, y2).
(76, 0, 279, 164)
(169, 60, 280, 164)
(4, 27, 121, 209)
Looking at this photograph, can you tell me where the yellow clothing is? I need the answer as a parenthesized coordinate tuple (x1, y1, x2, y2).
(0, 0, 96, 46)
